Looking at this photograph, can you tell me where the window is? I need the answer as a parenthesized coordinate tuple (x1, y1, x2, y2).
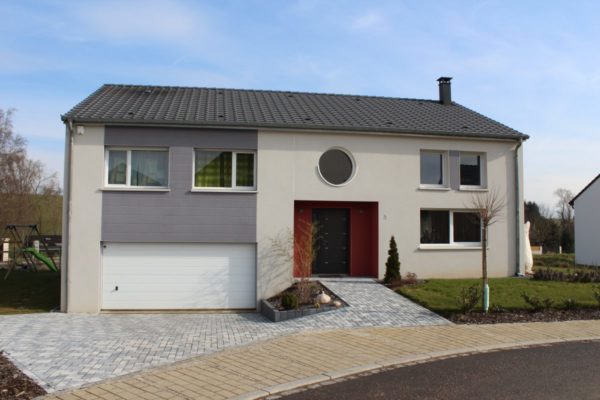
(318, 148, 355, 186)
(420, 210, 481, 246)
(105, 149, 169, 188)
(460, 153, 485, 187)
(420, 151, 447, 187)
(194, 150, 255, 190)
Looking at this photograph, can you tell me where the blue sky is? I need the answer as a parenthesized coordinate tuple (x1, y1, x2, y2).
(1, 0, 598, 207)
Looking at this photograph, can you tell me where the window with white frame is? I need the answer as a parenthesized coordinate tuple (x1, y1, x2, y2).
(420, 210, 481, 246)
(194, 150, 256, 190)
(420, 150, 447, 187)
(105, 148, 169, 188)
(460, 152, 486, 188)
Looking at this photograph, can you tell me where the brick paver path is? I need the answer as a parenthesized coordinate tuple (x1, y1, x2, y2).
(0, 279, 446, 392)
(43, 320, 600, 400)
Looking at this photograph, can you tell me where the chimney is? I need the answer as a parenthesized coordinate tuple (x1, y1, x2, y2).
(437, 77, 452, 105)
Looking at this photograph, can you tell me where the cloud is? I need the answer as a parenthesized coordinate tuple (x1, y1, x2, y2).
(351, 10, 389, 32)
(72, 0, 201, 44)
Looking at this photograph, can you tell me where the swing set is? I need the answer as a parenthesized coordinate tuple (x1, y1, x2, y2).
(2, 224, 59, 280)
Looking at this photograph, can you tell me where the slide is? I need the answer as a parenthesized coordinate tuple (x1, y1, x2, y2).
(23, 248, 58, 272)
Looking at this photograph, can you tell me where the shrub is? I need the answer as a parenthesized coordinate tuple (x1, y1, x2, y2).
(521, 292, 554, 311)
(593, 286, 600, 308)
(562, 298, 578, 310)
(533, 267, 600, 283)
(490, 303, 506, 313)
(403, 272, 418, 285)
(384, 236, 401, 284)
(281, 292, 299, 310)
(458, 285, 481, 313)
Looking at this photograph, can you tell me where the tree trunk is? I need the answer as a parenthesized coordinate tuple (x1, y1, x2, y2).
(482, 227, 488, 312)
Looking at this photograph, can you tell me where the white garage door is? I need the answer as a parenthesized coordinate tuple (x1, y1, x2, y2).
(102, 243, 256, 310)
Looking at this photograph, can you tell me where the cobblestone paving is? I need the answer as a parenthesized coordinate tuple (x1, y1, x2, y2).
(0, 279, 447, 392)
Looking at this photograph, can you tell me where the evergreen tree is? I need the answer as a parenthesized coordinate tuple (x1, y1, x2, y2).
(384, 236, 401, 283)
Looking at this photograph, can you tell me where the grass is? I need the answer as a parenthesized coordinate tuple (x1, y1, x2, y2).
(398, 277, 600, 316)
(533, 253, 575, 268)
(0, 269, 60, 314)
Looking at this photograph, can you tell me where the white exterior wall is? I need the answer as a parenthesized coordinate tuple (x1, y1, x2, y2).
(257, 130, 522, 300)
(573, 180, 600, 266)
(65, 125, 104, 313)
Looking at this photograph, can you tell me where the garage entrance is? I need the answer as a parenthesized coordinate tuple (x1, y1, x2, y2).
(101, 243, 256, 310)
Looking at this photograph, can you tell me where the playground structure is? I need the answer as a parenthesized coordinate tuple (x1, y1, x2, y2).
(2, 224, 60, 280)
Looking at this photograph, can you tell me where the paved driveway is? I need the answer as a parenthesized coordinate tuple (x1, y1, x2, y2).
(0, 279, 447, 392)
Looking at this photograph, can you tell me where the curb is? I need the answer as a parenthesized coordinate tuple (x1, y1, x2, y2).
(232, 335, 600, 400)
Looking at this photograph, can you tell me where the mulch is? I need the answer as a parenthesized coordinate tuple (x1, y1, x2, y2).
(0, 351, 45, 400)
(450, 308, 600, 324)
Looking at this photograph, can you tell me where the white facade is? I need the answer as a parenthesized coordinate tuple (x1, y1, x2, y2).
(256, 129, 525, 301)
(572, 176, 600, 266)
(63, 124, 525, 313)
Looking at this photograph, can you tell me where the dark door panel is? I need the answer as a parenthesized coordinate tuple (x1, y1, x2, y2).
(312, 208, 350, 275)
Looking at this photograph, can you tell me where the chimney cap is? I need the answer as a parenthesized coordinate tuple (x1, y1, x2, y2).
(437, 76, 452, 83)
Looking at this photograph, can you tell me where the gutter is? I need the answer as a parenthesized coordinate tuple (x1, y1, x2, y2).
(514, 138, 524, 276)
(61, 119, 74, 312)
(60, 117, 529, 142)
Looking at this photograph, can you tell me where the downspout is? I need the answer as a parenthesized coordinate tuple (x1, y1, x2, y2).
(61, 119, 74, 312)
(514, 138, 524, 276)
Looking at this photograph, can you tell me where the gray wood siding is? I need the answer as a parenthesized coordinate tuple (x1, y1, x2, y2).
(102, 126, 257, 243)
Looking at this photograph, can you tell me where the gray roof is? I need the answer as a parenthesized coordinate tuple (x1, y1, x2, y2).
(62, 84, 528, 140)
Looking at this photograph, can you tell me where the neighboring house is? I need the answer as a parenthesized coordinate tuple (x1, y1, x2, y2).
(569, 173, 600, 266)
(61, 77, 528, 313)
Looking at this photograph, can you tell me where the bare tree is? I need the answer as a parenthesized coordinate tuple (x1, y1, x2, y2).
(267, 221, 319, 305)
(554, 188, 574, 253)
(554, 188, 574, 225)
(0, 108, 61, 233)
(469, 187, 506, 312)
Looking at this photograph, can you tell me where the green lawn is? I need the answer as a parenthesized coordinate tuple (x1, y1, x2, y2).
(0, 269, 60, 314)
(533, 253, 575, 268)
(398, 277, 599, 316)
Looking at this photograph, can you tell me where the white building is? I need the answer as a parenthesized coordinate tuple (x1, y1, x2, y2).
(570, 174, 600, 266)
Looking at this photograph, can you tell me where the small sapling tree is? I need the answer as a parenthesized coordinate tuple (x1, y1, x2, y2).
(469, 187, 505, 313)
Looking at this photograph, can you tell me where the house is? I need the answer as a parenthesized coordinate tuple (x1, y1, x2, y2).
(569, 173, 600, 266)
(60, 77, 528, 313)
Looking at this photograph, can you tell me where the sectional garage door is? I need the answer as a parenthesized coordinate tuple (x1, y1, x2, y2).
(102, 243, 256, 310)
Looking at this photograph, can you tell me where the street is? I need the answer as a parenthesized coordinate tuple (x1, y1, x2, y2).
(279, 341, 600, 400)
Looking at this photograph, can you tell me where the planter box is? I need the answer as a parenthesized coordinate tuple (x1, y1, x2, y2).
(260, 299, 342, 322)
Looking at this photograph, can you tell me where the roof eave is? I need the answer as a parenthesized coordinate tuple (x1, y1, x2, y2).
(61, 117, 529, 141)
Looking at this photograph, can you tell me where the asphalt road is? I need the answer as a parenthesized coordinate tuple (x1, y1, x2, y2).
(279, 341, 600, 400)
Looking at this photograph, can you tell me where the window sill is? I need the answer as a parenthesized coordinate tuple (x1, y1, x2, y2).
(102, 187, 170, 192)
(418, 185, 451, 191)
(459, 186, 488, 192)
(190, 189, 258, 193)
(419, 244, 482, 251)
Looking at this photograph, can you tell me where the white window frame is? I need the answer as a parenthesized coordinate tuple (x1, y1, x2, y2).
(419, 209, 482, 250)
(104, 147, 170, 190)
(459, 152, 487, 190)
(192, 149, 257, 191)
(419, 150, 449, 189)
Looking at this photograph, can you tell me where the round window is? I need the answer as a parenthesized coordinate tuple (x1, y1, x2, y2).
(318, 148, 355, 186)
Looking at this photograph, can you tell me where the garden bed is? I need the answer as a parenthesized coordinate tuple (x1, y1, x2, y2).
(0, 351, 46, 399)
(261, 281, 346, 322)
(450, 308, 600, 324)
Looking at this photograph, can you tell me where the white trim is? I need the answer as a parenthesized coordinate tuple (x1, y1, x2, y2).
(459, 151, 487, 189)
(418, 186, 451, 191)
(190, 189, 257, 193)
(316, 146, 357, 187)
(419, 149, 449, 188)
(192, 149, 257, 191)
(419, 244, 482, 250)
(101, 187, 171, 192)
(105, 147, 169, 189)
(420, 209, 482, 247)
